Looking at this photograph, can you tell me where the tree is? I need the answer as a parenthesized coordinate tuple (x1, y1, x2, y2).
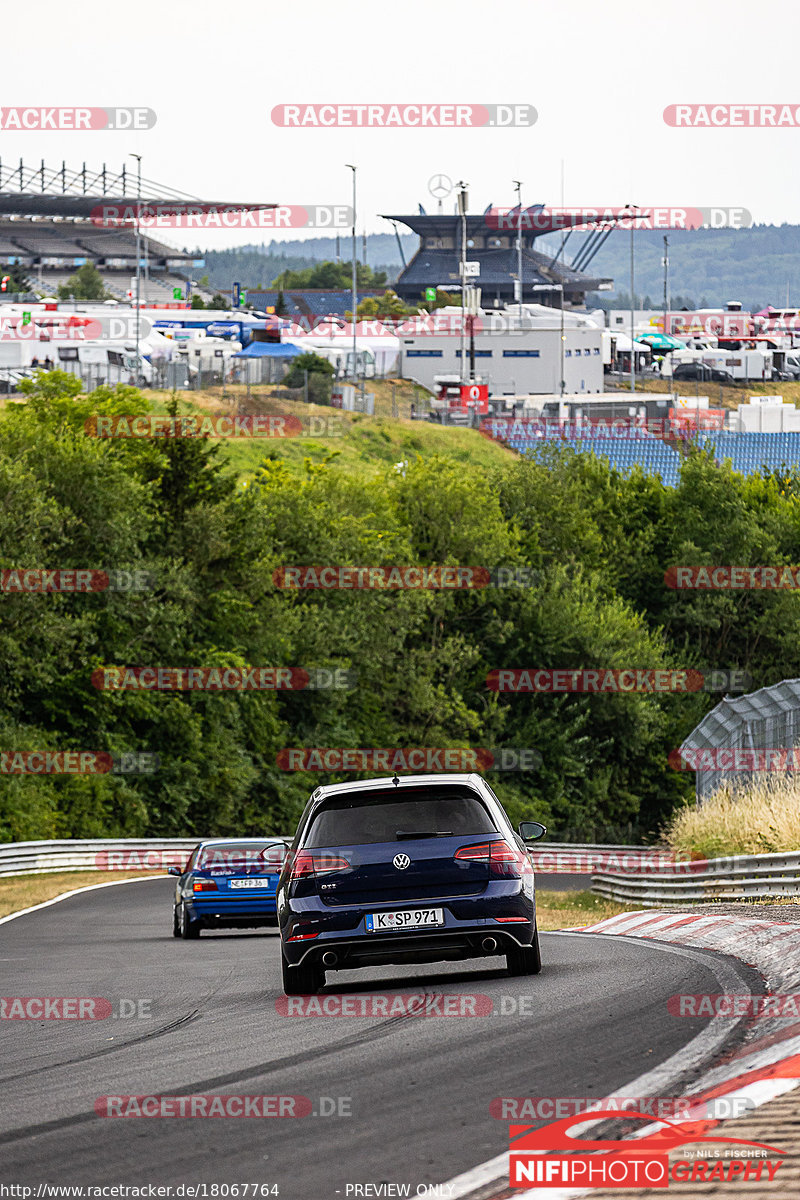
(57, 263, 109, 301)
(2, 264, 30, 294)
(355, 290, 413, 320)
(274, 290, 287, 316)
(420, 289, 461, 312)
(210, 293, 227, 309)
(270, 260, 387, 290)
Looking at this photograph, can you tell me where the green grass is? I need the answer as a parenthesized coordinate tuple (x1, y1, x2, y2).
(535, 889, 631, 930)
(136, 380, 516, 481)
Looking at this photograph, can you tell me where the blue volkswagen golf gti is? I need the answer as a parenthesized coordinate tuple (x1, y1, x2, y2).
(169, 838, 289, 938)
(277, 773, 546, 994)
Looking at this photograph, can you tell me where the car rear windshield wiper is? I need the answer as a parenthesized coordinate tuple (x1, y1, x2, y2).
(395, 830, 454, 839)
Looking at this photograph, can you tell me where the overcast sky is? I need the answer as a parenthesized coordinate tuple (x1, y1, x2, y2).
(6, 0, 800, 253)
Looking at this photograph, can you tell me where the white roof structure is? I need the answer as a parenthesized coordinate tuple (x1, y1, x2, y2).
(680, 679, 800, 801)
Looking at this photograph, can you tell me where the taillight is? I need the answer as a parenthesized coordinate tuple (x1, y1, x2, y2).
(193, 879, 218, 892)
(290, 852, 350, 881)
(454, 842, 491, 861)
(455, 841, 531, 876)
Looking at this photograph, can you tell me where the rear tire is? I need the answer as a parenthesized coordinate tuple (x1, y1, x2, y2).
(507, 928, 542, 976)
(281, 951, 323, 995)
(179, 901, 201, 939)
(172, 905, 181, 937)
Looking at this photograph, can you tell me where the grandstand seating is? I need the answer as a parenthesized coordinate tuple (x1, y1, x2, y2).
(497, 426, 800, 488)
(516, 432, 682, 486)
(699, 432, 800, 476)
(246, 289, 387, 317)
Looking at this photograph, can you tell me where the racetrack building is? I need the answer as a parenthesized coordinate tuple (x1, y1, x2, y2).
(0, 160, 270, 303)
(381, 209, 614, 309)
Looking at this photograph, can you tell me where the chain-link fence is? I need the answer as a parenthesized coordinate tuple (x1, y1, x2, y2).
(681, 679, 800, 802)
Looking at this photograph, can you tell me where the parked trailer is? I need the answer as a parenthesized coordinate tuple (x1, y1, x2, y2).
(661, 347, 774, 380)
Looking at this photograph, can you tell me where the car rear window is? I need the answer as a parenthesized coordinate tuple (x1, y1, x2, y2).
(304, 787, 497, 847)
(197, 841, 286, 871)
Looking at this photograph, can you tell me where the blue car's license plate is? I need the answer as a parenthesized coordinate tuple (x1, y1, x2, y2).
(365, 908, 444, 932)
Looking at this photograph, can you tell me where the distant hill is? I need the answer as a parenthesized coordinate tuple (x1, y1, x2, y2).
(197, 236, 414, 293)
(198, 224, 800, 311)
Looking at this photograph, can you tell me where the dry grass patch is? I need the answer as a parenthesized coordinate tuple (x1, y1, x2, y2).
(0, 870, 163, 919)
(665, 774, 800, 861)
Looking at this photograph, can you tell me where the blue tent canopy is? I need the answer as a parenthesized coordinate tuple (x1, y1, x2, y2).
(232, 341, 304, 358)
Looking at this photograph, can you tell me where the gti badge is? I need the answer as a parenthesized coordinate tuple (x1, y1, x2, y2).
(393, 853, 411, 870)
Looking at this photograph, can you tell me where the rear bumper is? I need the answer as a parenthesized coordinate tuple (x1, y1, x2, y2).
(282, 918, 535, 968)
(185, 896, 278, 928)
(279, 879, 536, 967)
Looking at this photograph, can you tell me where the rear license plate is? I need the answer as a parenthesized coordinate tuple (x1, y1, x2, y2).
(228, 879, 275, 889)
(365, 908, 443, 932)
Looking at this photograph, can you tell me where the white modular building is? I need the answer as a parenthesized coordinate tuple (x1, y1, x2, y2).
(395, 305, 604, 396)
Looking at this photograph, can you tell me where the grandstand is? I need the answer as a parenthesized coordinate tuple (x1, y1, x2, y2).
(700, 431, 800, 476)
(496, 422, 800, 488)
(0, 159, 272, 303)
(517, 432, 682, 487)
(381, 209, 615, 307)
(242, 289, 387, 318)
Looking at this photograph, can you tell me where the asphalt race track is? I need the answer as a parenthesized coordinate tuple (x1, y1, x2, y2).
(0, 879, 758, 1197)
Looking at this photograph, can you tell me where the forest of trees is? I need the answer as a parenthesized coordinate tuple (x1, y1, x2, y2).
(4, 374, 800, 845)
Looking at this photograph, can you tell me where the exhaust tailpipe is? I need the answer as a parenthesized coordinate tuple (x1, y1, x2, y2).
(321, 951, 338, 967)
(482, 937, 498, 953)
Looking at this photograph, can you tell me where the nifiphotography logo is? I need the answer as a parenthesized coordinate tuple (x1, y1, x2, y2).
(508, 1109, 785, 1188)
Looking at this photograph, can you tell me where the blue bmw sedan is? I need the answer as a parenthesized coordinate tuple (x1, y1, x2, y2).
(169, 838, 289, 938)
(277, 774, 546, 994)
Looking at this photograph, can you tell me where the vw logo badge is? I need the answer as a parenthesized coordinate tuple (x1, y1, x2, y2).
(393, 853, 411, 870)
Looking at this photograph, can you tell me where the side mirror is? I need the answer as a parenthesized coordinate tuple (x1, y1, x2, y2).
(519, 821, 547, 842)
(167, 866, 182, 877)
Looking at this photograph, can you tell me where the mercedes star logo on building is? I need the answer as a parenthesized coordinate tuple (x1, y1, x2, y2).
(392, 853, 411, 870)
(427, 173, 453, 200)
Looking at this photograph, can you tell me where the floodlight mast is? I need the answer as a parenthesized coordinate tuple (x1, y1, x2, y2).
(457, 182, 468, 384)
(128, 153, 142, 377)
(346, 165, 357, 385)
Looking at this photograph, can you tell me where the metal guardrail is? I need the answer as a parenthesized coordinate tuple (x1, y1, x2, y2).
(0, 837, 657, 879)
(0, 838, 207, 877)
(592, 850, 800, 905)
